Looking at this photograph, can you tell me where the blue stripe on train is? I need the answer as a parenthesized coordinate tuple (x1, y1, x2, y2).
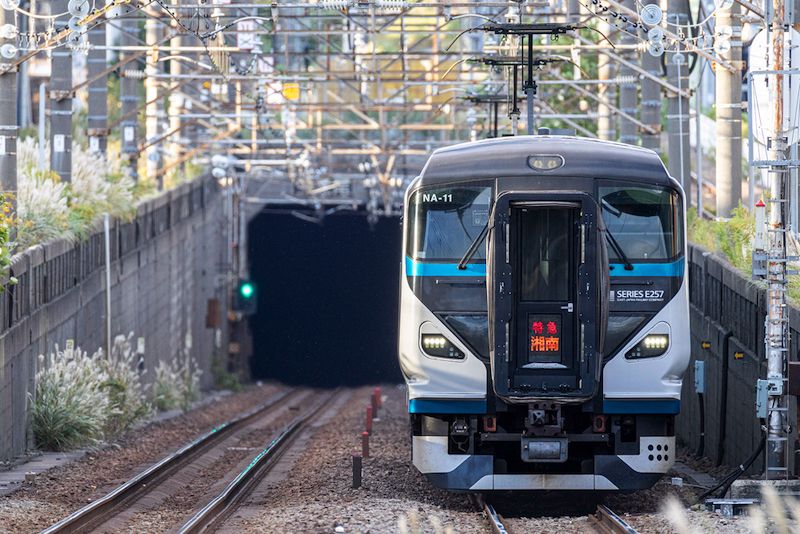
(409, 399, 488, 414)
(608, 259, 685, 277)
(602, 399, 680, 414)
(404, 257, 486, 277)
(405, 256, 685, 278)
(409, 398, 678, 415)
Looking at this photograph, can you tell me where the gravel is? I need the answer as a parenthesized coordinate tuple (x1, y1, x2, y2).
(229, 385, 485, 534)
(230, 385, 753, 534)
(0, 382, 764, 533)
(0, 382, 286, 533)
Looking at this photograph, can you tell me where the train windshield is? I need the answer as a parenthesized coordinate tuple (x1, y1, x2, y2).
(599, 184, 682, 261)
(406, 185, 492, 261)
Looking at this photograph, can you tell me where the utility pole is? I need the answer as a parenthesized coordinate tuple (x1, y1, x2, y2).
(715, 1, 743, 217)
(144, 5, 162, 185)
(695, 58, 704, 214)
(87, 14, 108, 154)
(524, 35, 535, 135)
(765, 0, 790, 478)
(618, 0, 638, 145)
(167, 15, 184, 175)
(640, 0, 662, 151)
(16, 10, 30, 129)
(50, 0, 73, 182)
(0, 5, 16, 197)
(120, 6, 140, 180)
(597, 18, 616, 140)
(666, 0, 691, 194)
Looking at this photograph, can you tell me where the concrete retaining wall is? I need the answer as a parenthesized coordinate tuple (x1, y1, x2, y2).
(0, 176, 229, 461)
(678, 244, 797, 473)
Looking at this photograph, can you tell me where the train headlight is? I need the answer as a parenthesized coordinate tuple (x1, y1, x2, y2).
(421, 334, 464, 360)
(626, 334, 669, 359)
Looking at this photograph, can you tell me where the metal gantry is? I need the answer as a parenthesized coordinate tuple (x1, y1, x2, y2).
(0, 0, 741, 213)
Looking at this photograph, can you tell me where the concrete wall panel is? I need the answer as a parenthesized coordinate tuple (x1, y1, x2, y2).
(0, 176, 228, 460)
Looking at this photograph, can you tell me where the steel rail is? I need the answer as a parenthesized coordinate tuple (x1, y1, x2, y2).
(176, 391, 340, 533)
(589, 505, 640, 534)
(471, 495, 510, 534)
(40, 388, 298, 534)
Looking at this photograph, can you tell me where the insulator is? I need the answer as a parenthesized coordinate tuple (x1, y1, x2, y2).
(122, 69, 145, 79)
(318, 0, 351, 8)
(374, 0, 407, 12)
(615, 75, 638, 86)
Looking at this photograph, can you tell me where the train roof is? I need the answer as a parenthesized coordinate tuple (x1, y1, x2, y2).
(416, 135, 675, 187)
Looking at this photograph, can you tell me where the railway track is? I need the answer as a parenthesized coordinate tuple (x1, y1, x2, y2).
(588, 504, 640, 534)
(477, 496, 510, 534)
(477, 495, 639, 534)
(41, 387, 330, 534)
(176, 390, 338, 533)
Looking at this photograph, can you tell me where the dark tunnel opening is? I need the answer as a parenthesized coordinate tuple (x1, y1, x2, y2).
(247, 211, 403, 387)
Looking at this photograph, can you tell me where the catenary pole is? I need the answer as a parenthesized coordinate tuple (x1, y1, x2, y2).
(765, 0, 789, 477)
(666, 0, 691, 193)
(120, 5, 140, 180)
(144, 4, 162, 186)
(596, 18, 616, 140)
(50, 0, 73, 182)
(715, 1, 743, 217)
(87, 13, 108, 154)
(640, 0, 662, 151)
(0, 4, 17, 199)
(618, 0, 638, 145)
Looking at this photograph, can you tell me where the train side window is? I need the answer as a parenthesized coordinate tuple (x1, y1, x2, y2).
(598, 184, 683, 262)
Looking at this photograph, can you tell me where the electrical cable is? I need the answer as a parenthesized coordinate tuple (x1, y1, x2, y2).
(697, 421, 767, 502)
(13, 5, 68, 19)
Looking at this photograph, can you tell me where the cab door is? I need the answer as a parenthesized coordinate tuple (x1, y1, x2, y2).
(513, 205, 578, 376)
(488, 192, 602, 402)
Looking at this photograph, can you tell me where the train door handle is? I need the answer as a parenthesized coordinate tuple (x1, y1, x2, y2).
(561, 303, 574, 313)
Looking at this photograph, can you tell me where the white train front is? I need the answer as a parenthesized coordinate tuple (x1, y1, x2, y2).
(398, 135, 690, 492)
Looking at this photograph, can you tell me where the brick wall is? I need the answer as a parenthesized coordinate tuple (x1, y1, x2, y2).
(0, 176, 229, 460)
(678, 244, 797, 473)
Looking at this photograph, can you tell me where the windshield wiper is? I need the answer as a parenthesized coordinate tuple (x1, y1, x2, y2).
(605, 231, 634, 271)
(458, 223, 489, 270)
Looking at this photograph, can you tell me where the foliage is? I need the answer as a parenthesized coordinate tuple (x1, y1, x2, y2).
(664, 485, 800, 533)
(176, 346, 203, 412)
(212, 354, 242, 392)
(688, 206, 800, 302)
(687, 205, 754, 272)
(29, 333, 154, 451)
(29, 345, 110, 451)
(152, 343, 203, 413)
(153, 359, 181, 412)
(14, 139, 137, 251)
(16, 138, 73, 249)
(0, 193, 16, 291)
(98, 333, 151, 435)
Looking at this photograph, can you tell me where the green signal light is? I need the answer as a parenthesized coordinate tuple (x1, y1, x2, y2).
(239, 282, 254, 299)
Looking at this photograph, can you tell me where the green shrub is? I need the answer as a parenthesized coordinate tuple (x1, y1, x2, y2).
(15, 138, 136, 252)
(212, 354, 242, 392)
(687, 205, 754, 272)
(99, 333, 151, 435)
(29, 345, 110, 451)
(177, 348, 203, 412)
(153, 359, 180, 412)
(30, 334, 154, 450)
(687, 206, 800, 302)
(152, 344, 203, 413)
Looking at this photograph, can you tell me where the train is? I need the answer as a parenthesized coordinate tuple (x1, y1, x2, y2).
(398, 135, 690, 491)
